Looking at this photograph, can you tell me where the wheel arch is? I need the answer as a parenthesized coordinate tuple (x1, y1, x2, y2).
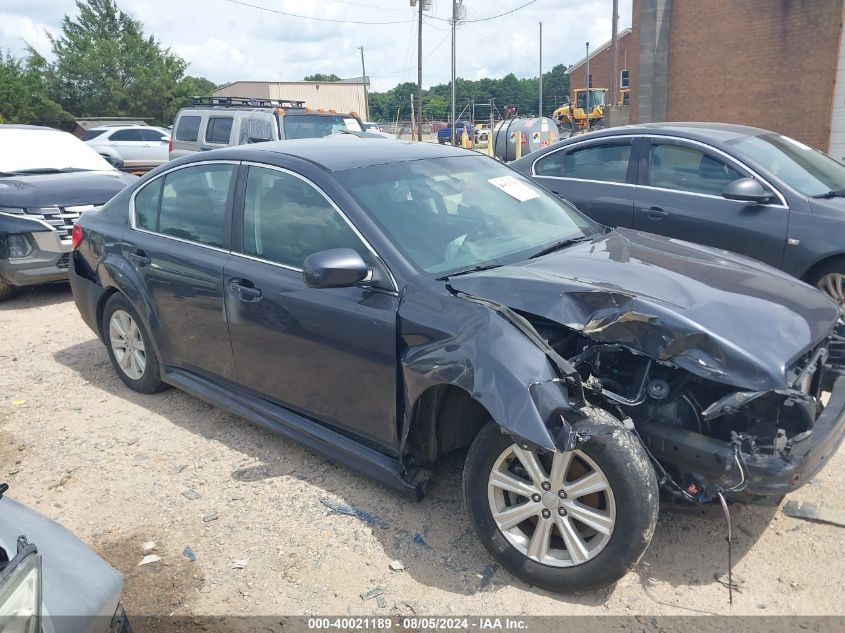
(800, 252, 845, 285)
(403, 383, 492, 466)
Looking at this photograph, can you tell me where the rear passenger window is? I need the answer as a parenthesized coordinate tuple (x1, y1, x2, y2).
(205, 117, 233, 144)
(157, 164, 234, 247)
(649, 144, 744, 196)
(174, 115, 201, 142)
(110, 129, 144, 142)
(134, 178, 162, 231)
(242, 166, 367, 269)
(535, 141, 632, 183)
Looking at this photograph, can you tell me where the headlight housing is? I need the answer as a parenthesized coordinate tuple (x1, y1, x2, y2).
(0, 208, 25, 215)
(0, 538, 42, 633)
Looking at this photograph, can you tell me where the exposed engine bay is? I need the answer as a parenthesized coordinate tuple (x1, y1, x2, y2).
(529, 316, 845, 504)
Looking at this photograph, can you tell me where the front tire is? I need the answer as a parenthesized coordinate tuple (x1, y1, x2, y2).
(463, 412, 658, 593)
(0, 278, 13, 302)
(808, 258, 845, 305)
(103, 293, 167, 393)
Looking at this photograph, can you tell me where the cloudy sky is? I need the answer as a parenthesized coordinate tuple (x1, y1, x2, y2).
(0, 0, 632, 92)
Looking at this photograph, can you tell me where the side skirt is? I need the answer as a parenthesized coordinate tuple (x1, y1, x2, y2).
(163, 368, 429, 500)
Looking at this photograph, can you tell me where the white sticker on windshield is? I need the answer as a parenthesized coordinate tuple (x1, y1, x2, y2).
(488, 176, 540, 202)
(344, 118, 362, 132)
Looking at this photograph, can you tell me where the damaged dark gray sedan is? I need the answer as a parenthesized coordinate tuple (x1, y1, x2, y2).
(69, 138, 845, 593)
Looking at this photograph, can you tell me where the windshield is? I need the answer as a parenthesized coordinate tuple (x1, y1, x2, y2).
(0, 129, 116, 173)
(335, 156, 597, 276)
(576, 90, 606, 110)
(283, 115, 362, 139)
(728, 133, 845, 196)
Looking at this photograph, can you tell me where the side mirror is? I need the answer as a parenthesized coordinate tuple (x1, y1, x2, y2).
(722, 178, 773, 204)
(247, 137, 272, 144)
(302, 248, 370, 289)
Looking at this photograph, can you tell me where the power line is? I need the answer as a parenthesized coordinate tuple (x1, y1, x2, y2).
(225, 0, 413, 25)
(466, 0, 538, 23)
(427, 0, 538, 24)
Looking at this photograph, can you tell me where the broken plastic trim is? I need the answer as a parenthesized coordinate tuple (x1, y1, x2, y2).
(448, 286, 585, 452)
(449, 287, 586, 406)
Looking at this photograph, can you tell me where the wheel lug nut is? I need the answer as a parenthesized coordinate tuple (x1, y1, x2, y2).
(558, 490, 567, 499)
(541, 481, 551, 491)
(558, 507, 567, 516)
(531, 494, 541, 503)
(541, 509, 551, 519)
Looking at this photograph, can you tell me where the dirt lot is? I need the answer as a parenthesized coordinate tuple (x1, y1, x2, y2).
(2, 285, 845, 618)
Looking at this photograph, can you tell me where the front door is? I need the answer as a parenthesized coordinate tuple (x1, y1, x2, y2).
(224, 164, 399, 452)
(127, 161, 237, 379)
(633, 139, 789, 267)
(530, 137, 638, 228)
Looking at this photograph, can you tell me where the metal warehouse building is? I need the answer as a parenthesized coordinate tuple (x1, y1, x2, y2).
(630, 0, 845, 158)
(213, 78, 369, 118)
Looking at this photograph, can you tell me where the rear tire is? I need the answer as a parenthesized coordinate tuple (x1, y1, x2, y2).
(0, 278, 13, 302)
(463, 411, 658, 593)
(102, 293, 167, 394)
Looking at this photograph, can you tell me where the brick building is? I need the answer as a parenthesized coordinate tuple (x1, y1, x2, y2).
(631, 0, 845, 157)
(567, 28, 634, 105)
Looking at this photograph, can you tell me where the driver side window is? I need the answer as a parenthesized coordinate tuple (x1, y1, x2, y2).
(649, 143, 745, 196)
(241, 166, 368, 270)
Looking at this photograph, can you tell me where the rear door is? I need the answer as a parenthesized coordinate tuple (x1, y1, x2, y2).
(107, 128, 146, 165)
(633, 137, 789, 267)
(170, 112, 203, 159)
(529, 136, 639, 228)
(223, 163, 400, 452)
(127, 161, 238, 379)
(203, 115, 235, 150)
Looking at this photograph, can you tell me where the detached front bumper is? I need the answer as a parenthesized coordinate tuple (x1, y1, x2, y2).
(639, 376, 845, 503)
(0, 230, 70, 287)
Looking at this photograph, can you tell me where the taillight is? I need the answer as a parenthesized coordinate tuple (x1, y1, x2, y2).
(71, 223, 84, 250)
(168, 136, 173, 153)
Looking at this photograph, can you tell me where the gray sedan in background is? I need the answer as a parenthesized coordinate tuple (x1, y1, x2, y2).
(511, 122, 845, 304)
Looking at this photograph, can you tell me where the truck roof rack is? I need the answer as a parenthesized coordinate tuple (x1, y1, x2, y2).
(190, 96, 307, 109)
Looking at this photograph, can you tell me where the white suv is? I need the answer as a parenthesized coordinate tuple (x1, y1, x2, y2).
(84, 125, 171, 170)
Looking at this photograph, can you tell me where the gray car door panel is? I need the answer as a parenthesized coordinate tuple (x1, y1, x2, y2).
(530, 137, 639, 228)
(633, 138, 789, 268)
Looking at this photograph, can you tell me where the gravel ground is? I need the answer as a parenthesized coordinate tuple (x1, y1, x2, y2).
(2, 284, 845, 619)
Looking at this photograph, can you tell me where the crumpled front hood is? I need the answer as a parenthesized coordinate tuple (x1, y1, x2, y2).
(449, 229, 840, 391)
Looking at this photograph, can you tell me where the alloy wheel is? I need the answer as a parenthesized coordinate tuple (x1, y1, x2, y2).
(109, 309, 146, 380)
(818, 272, 845, 305)
(487, 444, 616, 567)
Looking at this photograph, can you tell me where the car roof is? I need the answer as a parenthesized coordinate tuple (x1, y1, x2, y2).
(203, 136, 477, 172)
(0, 124, 59, 132)
(565, 121, 773, 144)
(176, 106, 353, 117)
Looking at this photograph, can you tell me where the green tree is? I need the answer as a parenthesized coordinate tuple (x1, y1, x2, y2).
(303, 73, 342, 82)
(0, 48, 72, 126)
(47, 0, 188, 125)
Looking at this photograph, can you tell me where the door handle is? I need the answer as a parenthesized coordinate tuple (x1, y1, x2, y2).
(128, 249, 151, 267)
(645, 206, 669, 219)
(228, 278, 262, 302)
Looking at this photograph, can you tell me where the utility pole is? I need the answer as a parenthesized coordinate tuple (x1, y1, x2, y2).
(450, 0, 458, 145)
(358, 46, 369, 121)
(538, 22, 543, 117)
(417, 0, 423, 141)
(585, 41, 591, 133)
(610, 0, 619, 108)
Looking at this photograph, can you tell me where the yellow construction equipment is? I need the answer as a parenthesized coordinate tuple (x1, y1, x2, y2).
(553, 88, 610, 130)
